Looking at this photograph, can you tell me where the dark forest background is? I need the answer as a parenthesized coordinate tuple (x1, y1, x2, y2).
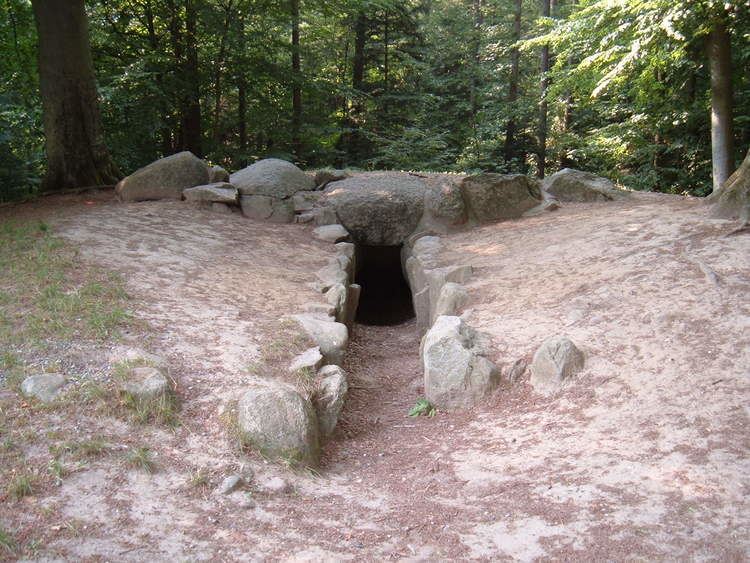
(1, 0, 749, 203)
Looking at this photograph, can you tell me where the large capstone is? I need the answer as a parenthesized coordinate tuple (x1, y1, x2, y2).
(422, 315, 499, 409)
(115, 151, 210, 202)
(460, 173, 542, 223)
(542, 168, 628, 202)
(230, 158, 314, 198)
(322, 172, 426, 245)
(237, 383, 320, 467)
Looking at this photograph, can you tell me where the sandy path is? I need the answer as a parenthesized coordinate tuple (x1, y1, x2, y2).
(1, 191, 748, 560)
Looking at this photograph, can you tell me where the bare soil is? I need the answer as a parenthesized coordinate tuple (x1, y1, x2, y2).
(0, 190, 748, 560)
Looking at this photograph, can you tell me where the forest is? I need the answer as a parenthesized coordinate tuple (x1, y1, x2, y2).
(1, 0, 748, 203)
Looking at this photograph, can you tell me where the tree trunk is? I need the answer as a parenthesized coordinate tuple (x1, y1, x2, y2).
(383, 10, 389, 115)
(31, 0, 120, 191)
(469, 0, 483, 148)
(536, 0, 553, 178)
(236, 11, 247, 165)
(504, 0, 522, 165)
(212, 0, 234, 145)
(291, 0, 302, 159)
(345, 10, 367, 163)
(182, 0, 202, 156)
(707, 17, 735, 191)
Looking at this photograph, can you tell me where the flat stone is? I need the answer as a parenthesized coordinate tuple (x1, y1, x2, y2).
(314, 169, 350, 189)
(289, 347, 324, 374)
(240, 195, 293, 223)
(313, 207, 339, 226)
(292, 191, 321, 213)
(21, 373, 66, 403)
(433, 282, 469, 321)
(313, 224, 350, 243)
(183, 182, 237, 203)
(315, 259, 349, 293)
(120, 366, 171, 400)
(542, 168, 627, 202)
(313, 365, 348, 439)
(303, 302, 337, 318)
(292, 314, 349, 366)
(211, 202, 232, 214)
(523, 199, 561, 217)
(215, 474, 243, 495)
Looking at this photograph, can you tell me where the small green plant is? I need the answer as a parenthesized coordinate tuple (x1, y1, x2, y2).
(77, 380, 109, 404)
(219, 401, 244, 452)
(187, 467, 210, 491)
(0, 526, 16, 555)
(125, 446, 155, 473)
(8, 474, 34, 500)
(121, 391, 179, 426)
(409, 398, 436, 418)
(47, 458, 66, 484)
(0, 351, 19, 370)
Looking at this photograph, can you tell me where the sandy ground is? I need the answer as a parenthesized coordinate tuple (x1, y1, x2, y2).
(0, 190, 748, 560)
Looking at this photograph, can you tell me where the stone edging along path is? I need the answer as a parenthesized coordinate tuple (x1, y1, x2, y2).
(113, 153, 633, 468)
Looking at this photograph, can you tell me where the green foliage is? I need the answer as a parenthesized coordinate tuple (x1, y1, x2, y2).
(1, 0, 748, 196)
(408, 397, 436, 418)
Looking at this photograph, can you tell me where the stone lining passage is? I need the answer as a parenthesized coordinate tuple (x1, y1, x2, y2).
(354, 244, 415, 326)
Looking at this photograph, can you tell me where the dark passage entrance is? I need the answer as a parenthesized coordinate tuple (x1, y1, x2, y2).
(355, 245, 415, 326)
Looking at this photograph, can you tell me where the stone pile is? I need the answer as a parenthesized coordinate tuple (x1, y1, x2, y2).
(110, 155, 618, 461)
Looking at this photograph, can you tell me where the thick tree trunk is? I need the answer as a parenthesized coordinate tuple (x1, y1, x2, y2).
(504, 0, 522, 165)
(182, 0, 202, 156)
(707, 17, 735, 191)
(32, 0, 120, 191)
(291, 0, 302, 159)
(536, 0, 552, 178)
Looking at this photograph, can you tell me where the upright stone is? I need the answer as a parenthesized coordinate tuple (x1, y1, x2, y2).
(422, 316, 499, 409)
(530, 335, 585, 393)
(460, 173, 541, 223)
(237, 383, 320, 467)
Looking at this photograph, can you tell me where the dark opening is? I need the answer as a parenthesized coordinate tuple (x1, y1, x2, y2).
(355, 244, 415, 326)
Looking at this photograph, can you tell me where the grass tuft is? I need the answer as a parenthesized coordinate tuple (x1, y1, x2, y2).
(125, 446, 155, 473)
(0, 527, 16, 555)
(8, 474, 34, 500)
(121, 391, 179, 426)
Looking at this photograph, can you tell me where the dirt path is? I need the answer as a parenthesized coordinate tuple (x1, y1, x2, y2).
(0, 191, 748, 560)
